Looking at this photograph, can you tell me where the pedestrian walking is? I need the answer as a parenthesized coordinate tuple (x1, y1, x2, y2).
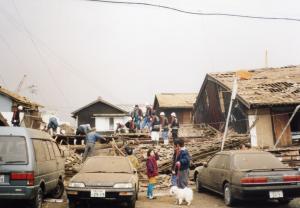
(160, 112, 169, 145)
(146, 148, 159, 200)
(175, 139, 190, 188)
(170, 112, 179, 139)
(150, 112, 160, 146)
(82, 128, 106, 162)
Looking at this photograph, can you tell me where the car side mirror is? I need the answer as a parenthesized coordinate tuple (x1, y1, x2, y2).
(203, 162, 208, 168)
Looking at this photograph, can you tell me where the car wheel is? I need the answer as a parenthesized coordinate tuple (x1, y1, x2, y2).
(51, 179, 64, 199)
(224, 183, 235, 207)
(127, 196, 136, 208)
(30, 187, 43, 208)
(196, 174, 204, 193)
(278, 198, 291, 204)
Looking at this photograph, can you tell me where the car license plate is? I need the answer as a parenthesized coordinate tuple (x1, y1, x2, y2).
(91, 189, 105, 198)
(0, 175, 4, 184)
(269, 190, 283, 198)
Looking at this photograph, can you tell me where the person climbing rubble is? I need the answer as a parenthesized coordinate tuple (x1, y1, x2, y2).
(170, 112, 179, 139)
(150, 111, 160, 146)
(76, 124, 91, 136)
(160, 112, 169, 145)
(82, 128, 106, 162)
(131, 105, 143, 131)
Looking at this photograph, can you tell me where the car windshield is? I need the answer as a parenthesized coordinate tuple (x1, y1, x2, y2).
(234, 153, 286, 170)
(0, 136, 28, 164)
(81, 157, 132, 174)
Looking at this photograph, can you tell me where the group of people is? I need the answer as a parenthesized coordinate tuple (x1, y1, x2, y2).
(145, 138, 190, 199)
(123, 138, 190, 200)
(116, 104, 180, 146)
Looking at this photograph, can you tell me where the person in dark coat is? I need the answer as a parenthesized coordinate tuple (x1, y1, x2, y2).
(175, 139, 190, 188)
(170, 112, 179, 139)
(171, 139, 180, 186)
(146, 148, 159, 199)
(11, 105, 22, 127)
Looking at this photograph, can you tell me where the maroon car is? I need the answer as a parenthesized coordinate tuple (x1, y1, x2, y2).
(194, 150, 300, 206)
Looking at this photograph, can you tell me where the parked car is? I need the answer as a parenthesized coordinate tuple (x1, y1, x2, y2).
(194, 150, 300, 206)
(0, 127, 65, 208)
(66, 156, 139, 208)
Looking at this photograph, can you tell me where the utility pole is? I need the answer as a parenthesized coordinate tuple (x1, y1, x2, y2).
(221, 76, 238, 151)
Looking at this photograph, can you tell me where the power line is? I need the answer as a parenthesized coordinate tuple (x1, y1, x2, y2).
(11, 0, 71, 106)
(85, 0, 300, 22)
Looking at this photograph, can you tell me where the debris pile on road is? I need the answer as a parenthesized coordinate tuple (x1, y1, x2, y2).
(64, 149, 82, 177)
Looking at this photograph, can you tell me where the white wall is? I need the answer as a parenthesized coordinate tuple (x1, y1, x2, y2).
(95, 116, 130, 132)
(0, 94, 12, 112)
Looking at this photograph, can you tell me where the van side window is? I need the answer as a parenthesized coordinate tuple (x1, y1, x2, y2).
(33, 140, 46, 162)
(52, 143, 61, 157)
(42, 141, 51, 161)
(46, 141, 55, 160)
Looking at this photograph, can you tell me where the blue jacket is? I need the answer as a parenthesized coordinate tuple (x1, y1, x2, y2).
(176, 148, 190, 171)
(86, 132, 103, 144)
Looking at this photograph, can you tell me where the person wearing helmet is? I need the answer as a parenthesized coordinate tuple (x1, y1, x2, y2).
(160, 112, 169, 145)
(11, 105, 23, 127)
(170, 112, 179, 139)
(125, 146, 140, 170)
(150, 112, 160, 146)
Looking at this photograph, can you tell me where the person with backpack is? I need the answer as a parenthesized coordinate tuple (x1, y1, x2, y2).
(175, 139, 190, 188)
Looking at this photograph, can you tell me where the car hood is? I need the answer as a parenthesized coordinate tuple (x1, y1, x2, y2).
(71, 173, 135, 187)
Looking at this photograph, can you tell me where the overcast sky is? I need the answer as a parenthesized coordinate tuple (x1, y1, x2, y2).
(0, 0, 300, 122)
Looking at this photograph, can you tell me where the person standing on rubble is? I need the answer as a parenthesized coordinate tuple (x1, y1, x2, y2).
(146, 148, 159, 200)
(82, 128, 106, 162)
(47, 116, 59, 136)
(170, 112, 179, 139)
(131, 105, 143, 131)
(160, 112, 169, 145)
(142, 103, 153, 130)
(11, 105, 23, 127)
(150, 112, 160, 146)
(125, 117, 136, 133)
(175, 139, 190, 188)
(76, 124, 91, 136)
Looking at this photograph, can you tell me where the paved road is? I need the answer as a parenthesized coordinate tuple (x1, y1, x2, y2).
(2, 189, 300, 208)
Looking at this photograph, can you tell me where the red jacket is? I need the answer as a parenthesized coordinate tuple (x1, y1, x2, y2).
(146, 154, 159, 178)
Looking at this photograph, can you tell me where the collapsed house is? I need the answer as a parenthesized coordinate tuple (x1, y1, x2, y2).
(193, 65, 300, 148)
(153, 93, 197, 124)
(0, 86, 43, 128)
(72, 97, 130, 134)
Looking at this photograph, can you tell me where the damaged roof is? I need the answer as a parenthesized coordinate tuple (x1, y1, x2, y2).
(0, 86, 42, 109)
(208, 65, 300, 108)
(154, 93, 198, 109)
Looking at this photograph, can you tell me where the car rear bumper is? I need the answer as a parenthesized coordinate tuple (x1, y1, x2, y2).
(66, 187, 136, 202)
(232, 184, 300, 200)
(0, 185, 38, 200)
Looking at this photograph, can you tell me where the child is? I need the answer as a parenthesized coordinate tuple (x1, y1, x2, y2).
(146, 148, 159, 199)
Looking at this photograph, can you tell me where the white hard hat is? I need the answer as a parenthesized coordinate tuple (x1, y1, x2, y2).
(18, 105, 23, 111)
(160, 112, 165, 116)
(145, 102, 150, 107)
(171, 112, 176, 117)
(128, 117, 133, 121)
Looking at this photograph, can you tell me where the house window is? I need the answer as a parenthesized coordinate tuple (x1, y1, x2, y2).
(109, 118, 114, 130)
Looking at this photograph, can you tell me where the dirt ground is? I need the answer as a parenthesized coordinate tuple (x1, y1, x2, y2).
(2, 187, 299, 208)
